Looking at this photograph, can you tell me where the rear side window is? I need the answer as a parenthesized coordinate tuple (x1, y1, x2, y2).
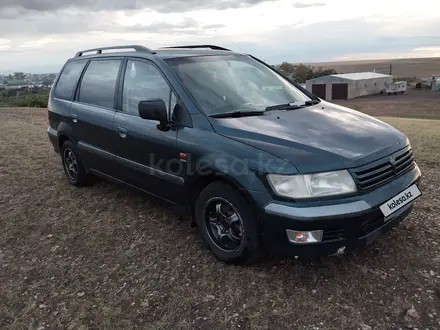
(78, 60, 121, 109)
(54, 60, 86, 100)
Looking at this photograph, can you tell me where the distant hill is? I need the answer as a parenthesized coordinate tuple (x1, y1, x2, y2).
(302, 57, 440, 79)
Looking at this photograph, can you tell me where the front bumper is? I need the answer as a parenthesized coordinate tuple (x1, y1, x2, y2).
(257, 164, 421, 258)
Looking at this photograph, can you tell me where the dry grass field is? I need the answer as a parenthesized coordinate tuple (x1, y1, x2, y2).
(0, 92, 439, 329)
(337, 89, 440, 120)
(308, 57, 440, 78)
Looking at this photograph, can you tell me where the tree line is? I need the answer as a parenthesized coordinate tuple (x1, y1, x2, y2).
(0, 87, 49, 108)
(277, 62, 337, 83)
(3, 72, 26, 81)
(1, 72, 56, 87)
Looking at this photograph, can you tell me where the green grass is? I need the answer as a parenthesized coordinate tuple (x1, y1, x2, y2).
(0, 90, 49, 108)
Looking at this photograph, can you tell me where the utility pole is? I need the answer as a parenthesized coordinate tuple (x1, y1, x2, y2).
(389, 64, 392, 76)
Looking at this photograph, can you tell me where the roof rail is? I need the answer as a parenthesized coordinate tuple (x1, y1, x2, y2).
(162, 45, 231, 51)
(75, 45, 155, 57)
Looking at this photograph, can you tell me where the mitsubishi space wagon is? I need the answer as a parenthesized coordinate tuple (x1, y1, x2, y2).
(47, 44, 422, 264)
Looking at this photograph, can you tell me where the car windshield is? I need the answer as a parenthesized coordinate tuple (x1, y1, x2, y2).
(166, 55, 311, 116)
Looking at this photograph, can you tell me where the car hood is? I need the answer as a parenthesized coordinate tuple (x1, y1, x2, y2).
(209, 101, 409, 173)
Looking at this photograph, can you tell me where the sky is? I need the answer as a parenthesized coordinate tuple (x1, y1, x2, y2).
(1, 0, 440, 73)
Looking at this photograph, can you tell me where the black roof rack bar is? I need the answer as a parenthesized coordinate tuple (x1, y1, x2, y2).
(75, 45, 155, 57)
(162, 45, 231, 51)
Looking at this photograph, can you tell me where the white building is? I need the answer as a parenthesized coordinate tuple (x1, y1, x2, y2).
(305, 72, 393, 101)
(432, 78, 440, 92)
(420, 75, 440, 91)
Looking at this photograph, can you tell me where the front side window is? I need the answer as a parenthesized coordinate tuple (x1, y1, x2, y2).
(166, 55, 311, 116)
(78, 59, 121, 109)
(122, 60, 172, 116)
(54, 60, 87, 100)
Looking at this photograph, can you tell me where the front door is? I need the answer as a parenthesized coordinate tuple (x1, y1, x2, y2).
(113, 59, 185, 204)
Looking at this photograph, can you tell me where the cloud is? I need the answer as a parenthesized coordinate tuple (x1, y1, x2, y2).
(218, 17, 440, 64)
(0, 10, 109, 37)
(0, 0, 440, 73)
(0, 38, 11, 51)
(120, 17, 203, 33)
(0, 0, 275, 14)
(201, 24, 226, 29)
(293, 2, 326, 8)
(0, 10, 210, 39)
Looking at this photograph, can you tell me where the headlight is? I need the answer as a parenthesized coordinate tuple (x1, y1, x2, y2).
(267, 170, 356, 199)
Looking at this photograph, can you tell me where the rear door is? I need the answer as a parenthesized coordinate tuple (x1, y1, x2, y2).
(49, 59, 88, 136)
(70, 58, 122, 176)
(113, 59, 184, 203)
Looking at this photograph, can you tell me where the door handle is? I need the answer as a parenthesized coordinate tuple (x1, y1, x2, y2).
(71, 114, 77, 123)
(117, 126, 127, 138)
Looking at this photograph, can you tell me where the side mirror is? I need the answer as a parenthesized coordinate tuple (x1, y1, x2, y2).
(138, 99, 168, 130)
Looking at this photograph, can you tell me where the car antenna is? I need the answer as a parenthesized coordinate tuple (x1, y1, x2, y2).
(213, 30, 248, 54)
(215, 33, 268, 63)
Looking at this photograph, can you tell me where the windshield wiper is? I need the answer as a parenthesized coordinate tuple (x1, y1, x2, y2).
(266, 99, 321, 111)
(303, 99, 321, 106)
(265, 102, 301, 111)
(209, 110, 265, 118)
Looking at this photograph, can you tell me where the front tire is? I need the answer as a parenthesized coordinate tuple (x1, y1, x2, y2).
(61, 140, 89, 186)
(194, 182, 261, 264)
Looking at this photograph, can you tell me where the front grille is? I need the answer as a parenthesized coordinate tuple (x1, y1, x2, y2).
(350, 147, 415, 191)
(322, 228, 345, 242)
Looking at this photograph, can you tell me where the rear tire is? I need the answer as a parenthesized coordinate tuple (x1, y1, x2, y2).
(194, 182, 261, 264)
(61, 140, 89, 186)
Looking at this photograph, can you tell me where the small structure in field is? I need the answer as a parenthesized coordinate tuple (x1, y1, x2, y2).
(432, 78, 440, 92)
(420, 75, 440, 91)
(305, 72, 393, 101)
(383, 81, 407, 95)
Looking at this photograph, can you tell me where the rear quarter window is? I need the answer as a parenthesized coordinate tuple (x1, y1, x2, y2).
(54, 60, 87, 100)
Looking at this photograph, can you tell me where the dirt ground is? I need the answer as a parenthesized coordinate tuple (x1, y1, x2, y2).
(0, 92, 439, 329)
(336, 89, 440, 120)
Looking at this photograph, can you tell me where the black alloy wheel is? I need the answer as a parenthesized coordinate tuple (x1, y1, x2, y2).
(63, 147, 78, 181)
(204, 197, 244, 252)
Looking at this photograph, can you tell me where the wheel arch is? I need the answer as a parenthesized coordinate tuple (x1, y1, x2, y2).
(58, 134, 70, 150)
(56, 121, 76, 150)
(188, 172, 259, 222)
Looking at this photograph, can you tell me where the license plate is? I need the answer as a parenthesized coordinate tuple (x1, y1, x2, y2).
(379, 184, 421, 218)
